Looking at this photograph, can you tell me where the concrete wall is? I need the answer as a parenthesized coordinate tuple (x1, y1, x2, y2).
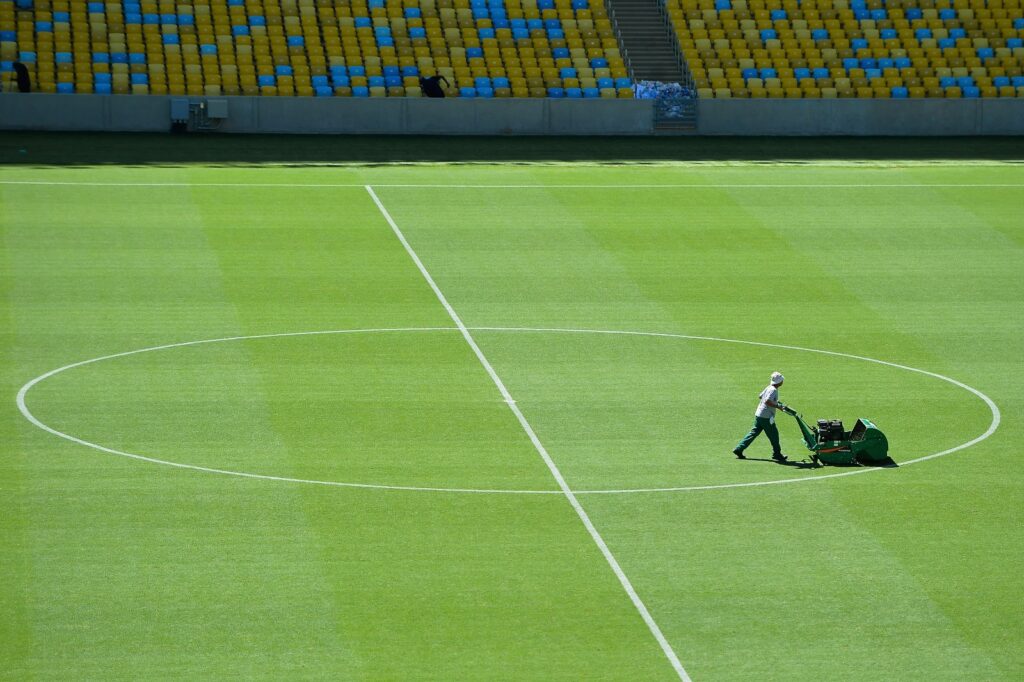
(696, 98, 1024, 136)
(1, 93, 1022, 135)
(0, 93, 656, 135)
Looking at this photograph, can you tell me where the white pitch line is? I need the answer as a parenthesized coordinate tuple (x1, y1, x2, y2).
(364, 186, 692, 681)
(14, 328, 558, 495)
(16, 327, 1000, 495)
(1, 180, 1022, 189)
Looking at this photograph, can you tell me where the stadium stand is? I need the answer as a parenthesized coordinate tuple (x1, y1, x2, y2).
(0, 0, 633, 96)
(667, 0, 1024, 98)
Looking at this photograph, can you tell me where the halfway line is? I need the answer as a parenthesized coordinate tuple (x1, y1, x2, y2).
(364, 185, 691, 681)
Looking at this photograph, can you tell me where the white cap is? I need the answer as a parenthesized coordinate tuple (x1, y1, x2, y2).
(771, 372, 785, 385)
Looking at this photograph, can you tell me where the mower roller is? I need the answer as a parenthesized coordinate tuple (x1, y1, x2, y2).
(779, 405, 889, 466)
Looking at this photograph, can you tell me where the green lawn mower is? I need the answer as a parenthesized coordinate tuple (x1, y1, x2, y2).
(779, 405, 890, 466)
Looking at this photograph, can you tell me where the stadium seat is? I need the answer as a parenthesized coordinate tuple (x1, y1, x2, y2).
(667, 0, 1024, 99)
(4, 0, 627, 99)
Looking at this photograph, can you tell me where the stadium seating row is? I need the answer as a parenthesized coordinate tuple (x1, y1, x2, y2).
(0, 0, 635, 96)
(667, 0, 1024, 98)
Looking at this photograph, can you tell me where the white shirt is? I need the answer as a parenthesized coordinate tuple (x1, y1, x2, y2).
(754, 384, 779, 419)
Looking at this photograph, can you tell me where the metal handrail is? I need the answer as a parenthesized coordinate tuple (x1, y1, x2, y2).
(608, 0, 694, 89)
(605, 0, 634, 80)
(657, 0, 695, 89)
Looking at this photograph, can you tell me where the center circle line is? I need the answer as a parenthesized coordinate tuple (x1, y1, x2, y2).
(15, 327, 1000, 495)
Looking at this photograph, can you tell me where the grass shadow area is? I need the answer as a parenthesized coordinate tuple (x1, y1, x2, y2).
(1, 132, 1023, 167)
(742, 456, 822, 470)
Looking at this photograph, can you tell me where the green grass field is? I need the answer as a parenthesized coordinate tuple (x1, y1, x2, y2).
(2, 134, 1022, 680)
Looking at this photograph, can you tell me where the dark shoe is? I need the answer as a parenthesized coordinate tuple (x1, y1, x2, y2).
(772, 452, 788, 462)
(733, 449, 746, 459)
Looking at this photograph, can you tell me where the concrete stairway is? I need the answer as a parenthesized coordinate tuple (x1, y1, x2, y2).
(606, 0, 687, 83)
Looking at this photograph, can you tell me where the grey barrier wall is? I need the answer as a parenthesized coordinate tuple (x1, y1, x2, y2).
(0, 94, 656, 135)
(696, 99, 1024, 136)
(1, 93, 1022, 135)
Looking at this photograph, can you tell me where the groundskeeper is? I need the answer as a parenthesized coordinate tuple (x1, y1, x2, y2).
(733, 372, 788, 462)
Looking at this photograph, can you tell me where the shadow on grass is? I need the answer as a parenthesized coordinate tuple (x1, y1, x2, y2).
(741, 456, 822, 470)
(741, 455, 900, 470)
(1, 131, 1023, 167)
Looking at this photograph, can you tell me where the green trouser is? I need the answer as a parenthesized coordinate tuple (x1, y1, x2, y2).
(735, 416, 782, 455)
